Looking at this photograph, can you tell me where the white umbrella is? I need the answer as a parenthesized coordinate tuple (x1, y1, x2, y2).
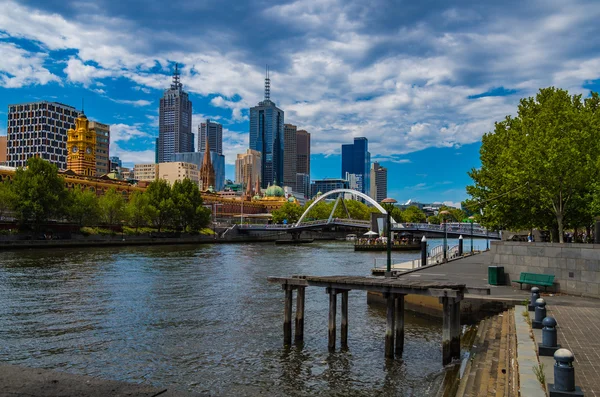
(364, 230, 378, 236)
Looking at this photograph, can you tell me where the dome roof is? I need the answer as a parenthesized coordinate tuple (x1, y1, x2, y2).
(265, 184, 284, 197)
(288, 196, 296, 202)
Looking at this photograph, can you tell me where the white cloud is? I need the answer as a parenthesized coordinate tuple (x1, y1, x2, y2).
(63, 58, 114, 87)
(0, 42, 60, 88)
(109, 123, 152, 146)
(109, 99, 153, 107)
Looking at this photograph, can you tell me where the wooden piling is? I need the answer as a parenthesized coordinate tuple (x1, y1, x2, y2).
(341, 290, 348, 348)
(283, 285, 293, 346)
(327, 288, 337, 351)
(442, 297, 461, 365)
(295, 286, 305, 343)
(385, 293, 395, 358)
(395, 294, 405, 357)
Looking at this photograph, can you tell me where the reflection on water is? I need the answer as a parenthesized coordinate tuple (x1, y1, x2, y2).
(0, 240, 476, 396)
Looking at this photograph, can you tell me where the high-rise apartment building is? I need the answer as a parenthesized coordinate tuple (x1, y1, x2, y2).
(89, 121, 110, 176)
(235, 149, 262, 189)
(158, 64, 193, 162)
(249, 69, 284, 188)
(370, 162, 387, 203)
(0, 136, 7, 165)
(341, 137, 370, 196)
(296, 129, 310, 175)
(198, 119, 223, 155)
(6, 101, 79, 169)
(283, 123, 297, 190)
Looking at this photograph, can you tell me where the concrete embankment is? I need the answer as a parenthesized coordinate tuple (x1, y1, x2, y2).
(0, 364, 203, 397)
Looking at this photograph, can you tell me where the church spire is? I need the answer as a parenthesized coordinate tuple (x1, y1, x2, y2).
(199, 132, 216, 191)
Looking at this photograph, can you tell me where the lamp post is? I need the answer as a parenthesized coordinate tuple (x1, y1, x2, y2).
(469, 215, 475, 253)
(382, 198, 398, 278)
(440, 210, 450, 262)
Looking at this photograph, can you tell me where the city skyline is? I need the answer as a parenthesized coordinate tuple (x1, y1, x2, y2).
(1, 0, 600, 205)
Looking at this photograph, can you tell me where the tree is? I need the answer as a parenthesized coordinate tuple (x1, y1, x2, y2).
(99, 188, 126, 226)
(146, 179, 175, 232)
(302, 199, 333, 221)
(68, 187, 101, 227)
(467, 88, 600, 242)
(272, 201, 304, 224)
(171, 178, 209, 232)
(0, 182, 16, 220)
(402, 206, 426, 223)
(11, 157, 68, 230)
(127, 191, 152, 231)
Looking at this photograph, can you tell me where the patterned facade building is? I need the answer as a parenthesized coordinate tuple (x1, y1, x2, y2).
(295, 129, 310, 198)
(6, 101, 78, 169)
(66, 112, 96, 177)
(158, 64, 193, 162)
(249, 69, 284, 188)
(133, 163, 158, 182)
(283, 123, 297, 191)
(89, 121, 110, 176)
(370, 162, 387, 203)
(198, 119, 223, 155)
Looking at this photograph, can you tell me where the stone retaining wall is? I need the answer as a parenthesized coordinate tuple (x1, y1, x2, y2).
(489, 241, 600, 298)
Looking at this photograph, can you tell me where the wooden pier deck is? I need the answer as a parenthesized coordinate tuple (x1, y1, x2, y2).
(268, 274, 470, 365)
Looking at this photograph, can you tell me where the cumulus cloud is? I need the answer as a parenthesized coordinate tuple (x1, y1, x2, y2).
(0, 42, 60, 88)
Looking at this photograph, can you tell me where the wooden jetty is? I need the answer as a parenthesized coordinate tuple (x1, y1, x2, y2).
(267, 275, 469, 365)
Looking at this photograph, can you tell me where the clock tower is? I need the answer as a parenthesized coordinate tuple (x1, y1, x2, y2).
(67, 111, 96, 176)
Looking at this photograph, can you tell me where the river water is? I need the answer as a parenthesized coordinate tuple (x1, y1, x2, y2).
(0, 238, 489, 396)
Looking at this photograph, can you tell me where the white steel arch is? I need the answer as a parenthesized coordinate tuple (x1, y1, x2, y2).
(295, 189, 396, 227)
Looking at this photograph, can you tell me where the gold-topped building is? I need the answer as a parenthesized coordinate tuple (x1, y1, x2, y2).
(67, 111, 96, 176)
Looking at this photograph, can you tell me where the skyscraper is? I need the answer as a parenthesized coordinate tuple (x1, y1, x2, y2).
(249, 68, 284, 188)
(370, 162, 387, 203)
(283, 123, 297, 190)
(198, 119, 223, 155)
(341, 137, 370, 196)
(296, 129, 311, 198)
(158, 64, 193, 162)
(89, 121, 110, 176)
(235, 149, 262, 190)
(6, 101, 79, 169)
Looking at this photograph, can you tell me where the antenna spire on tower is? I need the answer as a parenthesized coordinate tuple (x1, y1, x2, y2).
(264, 64, 270, 101)
(172, 63, 181, 89)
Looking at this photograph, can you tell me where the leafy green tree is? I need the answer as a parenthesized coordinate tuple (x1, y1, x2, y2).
(0, 182, 16, 220)
(99, 188, 126, 226)
(302, 199, 333, 221)
(402, 206, 426, 223)
(11, 157, 68, 230)
(146, 179, 175, 232)
(171, 178, 209, 231)
(127, 191, 152, 231)
(467, 87, 600, 242)
(272, 201, 304, 224)
(68, 187, 101, 227)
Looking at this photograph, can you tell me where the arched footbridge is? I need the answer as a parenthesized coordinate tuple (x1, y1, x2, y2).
(236, 189, 500, 239)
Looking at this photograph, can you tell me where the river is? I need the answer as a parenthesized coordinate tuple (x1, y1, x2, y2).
(0, 238, 489, 396)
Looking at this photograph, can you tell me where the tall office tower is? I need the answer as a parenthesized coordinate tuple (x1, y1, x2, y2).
(89, 121, 110, 176)
(66, 111, 96, 176)
(235, 149, 262, 189)
(198, 119, 223, 155)
(370, 162, 387, 203)
(296, 129, 310, 175)
(158, 64, 193, 162)
(249, 67, 284, 188)
(6, 101, 79, 169)
(341, 137, 371, 196)
(283, 123, 297, 190)
(295, 173, 310, 198)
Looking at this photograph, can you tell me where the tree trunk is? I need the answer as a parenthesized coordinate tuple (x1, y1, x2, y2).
(557, 212, 564, 243)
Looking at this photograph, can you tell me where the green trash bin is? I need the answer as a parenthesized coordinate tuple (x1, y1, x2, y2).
(488, 266, 505, 285)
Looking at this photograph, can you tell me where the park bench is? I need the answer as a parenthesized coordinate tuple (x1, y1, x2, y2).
(513, 272, 555, 291)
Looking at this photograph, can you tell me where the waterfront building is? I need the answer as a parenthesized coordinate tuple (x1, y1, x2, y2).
(66, 111, 96, 177)
(235, 149, 262, 191)
(89, 121, 110, 176)
(199, 138, 216, 191)
(172, 151, 225, 191)
(158, 64, 193, 162)
(370, 162, 387, 203)
(249, 69, 284, 188)
(341, 137, 370, 196)
(110, 156, 122, 171)
(198, 119, 223, 155)
(283, 123, 297, 191)
(295, 172, 310, 199)
(0, 136, 6, 165)
(133, 163, 158, 182)
(6, 101, 79, 169)
(310, 178, 349, 198)
(158, 162, 199, 186)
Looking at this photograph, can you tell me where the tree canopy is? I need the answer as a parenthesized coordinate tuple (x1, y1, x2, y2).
(467, 87, 600, 242)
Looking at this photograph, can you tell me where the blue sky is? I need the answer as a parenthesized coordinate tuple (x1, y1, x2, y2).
(1, 0, 600, 206)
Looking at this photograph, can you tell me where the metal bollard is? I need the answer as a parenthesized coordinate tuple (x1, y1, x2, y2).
(538, 317, 561, 356)
(548, 348, 584, 396)
(529, 287, 540, 311)
(532, 298, 546, 329)
(458, 235, 463, 256)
